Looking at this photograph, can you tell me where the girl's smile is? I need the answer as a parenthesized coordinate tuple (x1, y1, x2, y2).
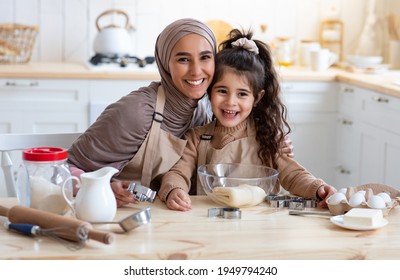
(211, 70, 258, 127)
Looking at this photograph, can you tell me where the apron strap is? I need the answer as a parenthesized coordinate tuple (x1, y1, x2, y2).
(196, 120, 216, 195)
(141, 86, 166, 187)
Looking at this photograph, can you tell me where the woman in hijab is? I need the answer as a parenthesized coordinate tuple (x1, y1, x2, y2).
(68, 18, 293, 207)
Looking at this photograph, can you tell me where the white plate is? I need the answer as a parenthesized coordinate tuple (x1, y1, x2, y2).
(330, 215, 388, 231)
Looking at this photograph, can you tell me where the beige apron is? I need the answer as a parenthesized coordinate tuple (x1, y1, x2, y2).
(116, 86, 187, 189)
(196, 119, 277, 195)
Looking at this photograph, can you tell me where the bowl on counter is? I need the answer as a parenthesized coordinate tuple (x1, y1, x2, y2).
(197, 163, 279, 207)
(346, 55, 383, 68)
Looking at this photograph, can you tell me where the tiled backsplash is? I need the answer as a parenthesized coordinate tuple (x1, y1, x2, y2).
(0, 0, 396, 64)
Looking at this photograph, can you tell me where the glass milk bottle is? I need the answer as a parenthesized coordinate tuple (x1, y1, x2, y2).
(276, 37, 294, 67)
(16, 147, 73, 215)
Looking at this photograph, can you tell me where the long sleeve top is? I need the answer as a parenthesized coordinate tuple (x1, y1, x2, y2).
(159, 120, 331, 201)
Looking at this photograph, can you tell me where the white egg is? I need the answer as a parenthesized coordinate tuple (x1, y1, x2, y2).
(338, 188, 347, 194)
(377, 192, 392, 203)
(348, 192, 366, 207)
(367, 195, 386, 209)
(356, 190, 366, 196)
(327, 192, 347, 205)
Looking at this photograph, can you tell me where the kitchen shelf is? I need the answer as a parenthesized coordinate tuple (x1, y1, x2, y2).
(320, 20, 344, 62)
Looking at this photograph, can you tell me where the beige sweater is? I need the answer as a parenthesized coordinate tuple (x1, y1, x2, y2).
(158, 120, 331, 202)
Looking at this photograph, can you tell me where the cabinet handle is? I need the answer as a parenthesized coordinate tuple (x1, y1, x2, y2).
(372, 96, 389, 103)
(342, 86, 354, 93)
(340, 119, 353, 125)
(336, 166, 351, 174)
(5, 81, 39, 87)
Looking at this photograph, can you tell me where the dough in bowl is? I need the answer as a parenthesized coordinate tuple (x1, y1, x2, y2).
(212, 184, 266, 207)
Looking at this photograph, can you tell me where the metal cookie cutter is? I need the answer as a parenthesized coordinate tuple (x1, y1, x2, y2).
(208, 207, 241, 219)
(127, 182, 157, 203)
(265, 194, 317, 210)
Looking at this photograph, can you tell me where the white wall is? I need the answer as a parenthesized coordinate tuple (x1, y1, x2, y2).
(0, 0, 395, 64)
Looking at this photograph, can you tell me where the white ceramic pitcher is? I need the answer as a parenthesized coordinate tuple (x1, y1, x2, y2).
(62, 166, 119, 222)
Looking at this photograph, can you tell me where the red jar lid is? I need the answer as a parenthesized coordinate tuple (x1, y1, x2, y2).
(23, 147, 68, 161)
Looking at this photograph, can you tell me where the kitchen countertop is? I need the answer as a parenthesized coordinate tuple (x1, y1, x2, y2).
(1, 196, 400, 260)
(0, 62, 161, 81)
(0, 62, 400, 98)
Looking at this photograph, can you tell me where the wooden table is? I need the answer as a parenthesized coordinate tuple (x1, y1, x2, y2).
(1, 196, 400, 260)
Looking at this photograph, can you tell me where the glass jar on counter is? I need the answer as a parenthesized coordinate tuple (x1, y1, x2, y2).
(16, 147, 73, 214)
(275, 37, 295, 67)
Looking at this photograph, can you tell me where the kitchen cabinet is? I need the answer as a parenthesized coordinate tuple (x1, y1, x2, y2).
(281, 81, 338, 186)
(0, 78, 89, 133)
(0, 78, 153, 133)
(357, 87, 400, 187)
(337, 84, 400, 189)
(335, 84, 359, 188)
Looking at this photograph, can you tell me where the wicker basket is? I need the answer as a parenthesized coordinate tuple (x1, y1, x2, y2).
(0, 23, 39, 64)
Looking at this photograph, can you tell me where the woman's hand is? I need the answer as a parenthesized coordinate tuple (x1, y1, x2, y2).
(166, 189, 192, 211)
(111, 181, 139, 207)
(317, 185, 337, 208)
(280, 135, 294, 158)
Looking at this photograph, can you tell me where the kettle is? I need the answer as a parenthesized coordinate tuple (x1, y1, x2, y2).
(93, 9, 134, 56)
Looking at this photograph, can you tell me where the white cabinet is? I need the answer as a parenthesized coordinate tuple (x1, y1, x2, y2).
(0, 78, 153, 133)
(357, 88, 400, 187)
(335, 85, 359, 188)
(0, 78, 89, 133)
(337, 84, 400, 190)
(281, 81, 338, 186)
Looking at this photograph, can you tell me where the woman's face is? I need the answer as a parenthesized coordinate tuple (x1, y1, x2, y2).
(211, 70, 264, 128)
(169, 34, 215, 100)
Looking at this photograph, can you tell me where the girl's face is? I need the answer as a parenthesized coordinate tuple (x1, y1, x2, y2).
(169, 34, 215, 100)
(211, 70, 264, 128)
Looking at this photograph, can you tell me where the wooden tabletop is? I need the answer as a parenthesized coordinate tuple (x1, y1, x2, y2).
(1, 196, 399, 260)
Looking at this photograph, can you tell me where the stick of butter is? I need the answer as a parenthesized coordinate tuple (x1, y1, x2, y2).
(343, 208, 383, 227)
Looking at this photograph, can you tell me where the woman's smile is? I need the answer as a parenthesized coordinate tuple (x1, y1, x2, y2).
(169, 34, 215, 100)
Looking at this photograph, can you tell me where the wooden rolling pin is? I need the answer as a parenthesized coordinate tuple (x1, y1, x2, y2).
(0, 205, 114, 245)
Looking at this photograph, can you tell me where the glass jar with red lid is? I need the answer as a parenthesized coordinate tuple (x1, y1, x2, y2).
(16, 147, 73, 214)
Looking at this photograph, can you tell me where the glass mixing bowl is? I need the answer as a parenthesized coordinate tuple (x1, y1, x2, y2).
(197, 163, 279, 207)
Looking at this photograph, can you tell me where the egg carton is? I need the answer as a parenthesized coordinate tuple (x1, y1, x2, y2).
(327, 183, 400, 216)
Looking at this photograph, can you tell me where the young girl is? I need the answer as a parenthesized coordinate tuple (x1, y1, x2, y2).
(159, 29, 337, 211)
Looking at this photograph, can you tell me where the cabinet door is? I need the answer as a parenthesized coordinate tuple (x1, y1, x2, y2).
(335, 84, 359, 188)
(358, 88, 400, 135)
(358, 122, 400, 189)
(382, 131, 400, 188)
(0, 78, 89, 133)
(281, 82, 338, 186)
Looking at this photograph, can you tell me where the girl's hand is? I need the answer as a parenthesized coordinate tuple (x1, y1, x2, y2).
(317, 185, 337, 208)
(280, 135, 294, 158)
(166, 189, 192, 211)
(111, 181, 139, 207)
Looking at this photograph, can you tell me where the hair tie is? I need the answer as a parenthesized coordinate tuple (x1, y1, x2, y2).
(231, 38, 259, 54)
